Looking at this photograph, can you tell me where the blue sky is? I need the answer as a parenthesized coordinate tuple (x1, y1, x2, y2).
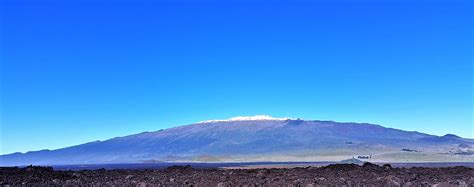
(1, 0, 472, 154)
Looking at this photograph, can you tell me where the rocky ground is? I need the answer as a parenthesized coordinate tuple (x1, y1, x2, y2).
(1, 163, 473, 186)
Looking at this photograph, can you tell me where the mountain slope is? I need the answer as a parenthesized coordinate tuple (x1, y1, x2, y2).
(1, 116, 473, 166)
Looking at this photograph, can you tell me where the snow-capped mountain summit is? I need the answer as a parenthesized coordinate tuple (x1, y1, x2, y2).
(199, 115, 292, 123)
(1, 118, 473, 166)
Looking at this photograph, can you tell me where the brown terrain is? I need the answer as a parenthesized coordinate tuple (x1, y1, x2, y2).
(1, 163, 473, 186)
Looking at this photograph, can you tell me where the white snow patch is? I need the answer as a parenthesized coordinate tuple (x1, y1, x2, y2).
(199, 115, 293, 123)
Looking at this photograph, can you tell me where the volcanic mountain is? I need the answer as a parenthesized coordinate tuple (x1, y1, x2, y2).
(1, 115, 473, 166)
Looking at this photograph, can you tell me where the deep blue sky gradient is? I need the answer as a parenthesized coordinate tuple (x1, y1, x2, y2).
(1, 0, 472, 154)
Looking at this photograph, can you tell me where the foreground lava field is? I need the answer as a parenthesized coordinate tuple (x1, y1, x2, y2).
(1, 163, 473, 186)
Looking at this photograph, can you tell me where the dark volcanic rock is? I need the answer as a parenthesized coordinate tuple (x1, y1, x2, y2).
(1, 163, 473, 186)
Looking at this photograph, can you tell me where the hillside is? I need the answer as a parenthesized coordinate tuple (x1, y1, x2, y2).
(1, 116, 473, 166)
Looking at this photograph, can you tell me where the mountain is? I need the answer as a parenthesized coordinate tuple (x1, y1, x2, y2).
(1, 115, 473, 166)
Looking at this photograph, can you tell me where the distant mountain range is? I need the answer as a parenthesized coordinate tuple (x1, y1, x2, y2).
(1, 115, 473, 166)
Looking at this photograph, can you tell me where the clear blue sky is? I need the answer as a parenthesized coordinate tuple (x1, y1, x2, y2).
(1, 0, 472, 154)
